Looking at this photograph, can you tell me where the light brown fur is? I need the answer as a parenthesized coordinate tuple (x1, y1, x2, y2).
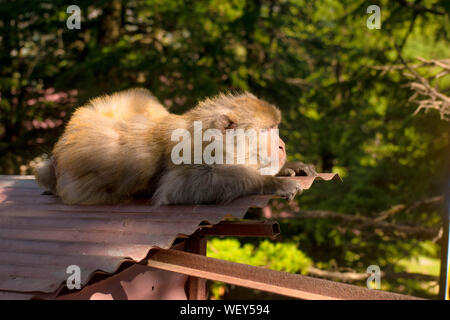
(36, 89, 314, 205)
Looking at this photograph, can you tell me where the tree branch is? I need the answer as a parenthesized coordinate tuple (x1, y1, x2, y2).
(292, 209, 441, 240)
(274, 196, 443, 241)
(374, 52, 450, 120)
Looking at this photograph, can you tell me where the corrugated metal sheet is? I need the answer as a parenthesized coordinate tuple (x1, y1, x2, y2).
(0, 173, 339, 299)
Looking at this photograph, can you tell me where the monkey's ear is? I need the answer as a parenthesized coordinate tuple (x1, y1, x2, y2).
(215, 114, 237, 133)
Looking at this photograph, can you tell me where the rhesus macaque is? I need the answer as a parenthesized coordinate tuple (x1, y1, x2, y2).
(35, 89, 317, 205)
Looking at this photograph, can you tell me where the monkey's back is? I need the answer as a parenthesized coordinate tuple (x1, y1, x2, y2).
(52, 89, 170, 204)
(89, 88, 169, 121)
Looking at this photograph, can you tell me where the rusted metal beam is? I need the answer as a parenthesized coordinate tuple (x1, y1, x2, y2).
(195, 220, 280, 238)
(146, 249, 422, 300)
(187, 236, 207, 300)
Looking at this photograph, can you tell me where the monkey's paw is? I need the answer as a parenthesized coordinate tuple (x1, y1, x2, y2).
(278, 161, 317, 177)
(274, 179, 302, 201)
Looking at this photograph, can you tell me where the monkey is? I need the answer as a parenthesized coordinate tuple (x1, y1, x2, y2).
(35, 88, 317, 205)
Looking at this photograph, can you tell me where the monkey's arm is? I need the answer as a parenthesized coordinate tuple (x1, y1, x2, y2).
(152, 165, 302, 205)
(277, 161, 317, 177)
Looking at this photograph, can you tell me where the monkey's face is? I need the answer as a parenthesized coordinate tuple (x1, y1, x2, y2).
(227, 98, 285, 175)
(220, 124, 286, 176)
(207, 96, 285, 175)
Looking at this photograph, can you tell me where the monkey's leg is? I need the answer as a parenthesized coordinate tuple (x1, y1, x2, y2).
(152, 165, 302, 205)
(277, 161, 317, 177)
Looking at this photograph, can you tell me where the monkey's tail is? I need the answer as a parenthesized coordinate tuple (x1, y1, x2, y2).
(34, 156, 57, 194)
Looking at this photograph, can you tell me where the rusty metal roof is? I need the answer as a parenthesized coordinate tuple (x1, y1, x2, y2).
(0, 173, 339, 299)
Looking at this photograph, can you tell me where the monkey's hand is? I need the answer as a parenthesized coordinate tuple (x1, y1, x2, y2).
(272, 178, 302, 201)
(277, 161, 317, 177)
